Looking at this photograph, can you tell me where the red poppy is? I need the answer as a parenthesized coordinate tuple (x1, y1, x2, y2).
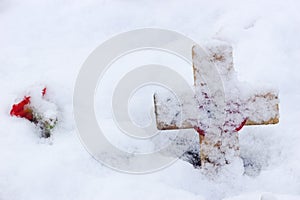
(194, 126, 205, 136)
(235, 118, 248, 132)
(42, 87, 46, 97)
(10, 96, 33, 121)
(10, 87, 47, 121)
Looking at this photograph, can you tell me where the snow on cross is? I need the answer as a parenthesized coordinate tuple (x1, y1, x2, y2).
(153, 44, 279, 171)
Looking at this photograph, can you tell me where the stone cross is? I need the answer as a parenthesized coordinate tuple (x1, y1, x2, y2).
(153, 44, 279, 170)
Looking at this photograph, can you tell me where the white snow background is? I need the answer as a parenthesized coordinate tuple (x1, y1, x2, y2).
(0, 0, 300, 200)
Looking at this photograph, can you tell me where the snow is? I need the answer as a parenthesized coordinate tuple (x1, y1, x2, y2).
(0, 0, 300, 200)
(24, 85, 58, 120)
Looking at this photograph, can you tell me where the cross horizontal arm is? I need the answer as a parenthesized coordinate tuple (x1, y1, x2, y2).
(154, 91, 279, 130)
